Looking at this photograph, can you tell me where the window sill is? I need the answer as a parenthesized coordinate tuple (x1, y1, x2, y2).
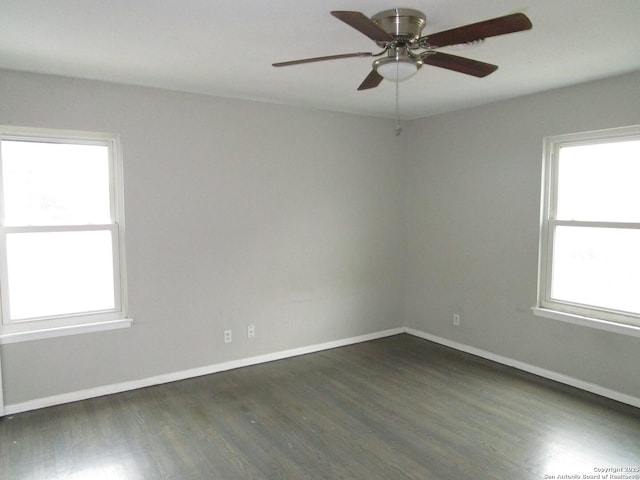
(0, 318, 133, 344)
(532, 307, 640, 338)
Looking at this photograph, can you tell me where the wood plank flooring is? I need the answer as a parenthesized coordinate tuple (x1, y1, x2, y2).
(1, 334, 639, 479)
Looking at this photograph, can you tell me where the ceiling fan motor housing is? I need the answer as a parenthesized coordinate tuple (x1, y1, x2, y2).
(371, 9, 427, 81)
(371, 8, 426, 44)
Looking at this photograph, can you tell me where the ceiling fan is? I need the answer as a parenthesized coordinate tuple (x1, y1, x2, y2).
(273, 9, 533, 90)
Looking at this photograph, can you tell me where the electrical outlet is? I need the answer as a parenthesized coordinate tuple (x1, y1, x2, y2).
(224, 329, 232, 344)
(453, 314, 461, 326)
(247, 324, 256, 339)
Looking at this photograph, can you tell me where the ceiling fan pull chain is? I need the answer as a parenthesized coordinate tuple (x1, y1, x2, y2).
(395, 60, 402, 136)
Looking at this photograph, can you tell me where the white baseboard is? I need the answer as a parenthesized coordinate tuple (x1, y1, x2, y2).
(3, 328, 404, 415)
(404, 327, 640, 409)
(4, 326, 638, 415)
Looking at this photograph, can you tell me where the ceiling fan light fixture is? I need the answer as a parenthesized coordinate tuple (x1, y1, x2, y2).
(374, 55, 421, 82)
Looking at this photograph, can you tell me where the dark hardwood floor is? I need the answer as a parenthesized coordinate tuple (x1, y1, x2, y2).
(1, 334, 639, 479)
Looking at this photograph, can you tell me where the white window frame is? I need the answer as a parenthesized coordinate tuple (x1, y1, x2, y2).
(0, 126, 131, 344)
(534, 125, 640, 337)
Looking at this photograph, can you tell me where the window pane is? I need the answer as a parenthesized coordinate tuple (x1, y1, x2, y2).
(1, 140, 111, 226)
(6, 230, 116, 320)
(556, 140, 640, 222)
(551, 226, 640, 315)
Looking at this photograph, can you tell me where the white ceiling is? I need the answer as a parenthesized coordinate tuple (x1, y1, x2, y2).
(1, 0, 639, 119)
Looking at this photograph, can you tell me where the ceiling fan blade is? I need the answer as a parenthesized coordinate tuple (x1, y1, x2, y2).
(273, 52, 373, 67)
(357, 70, 384, 91)
(422, 52, 498, 77)
(424, 12, 532, 48)
(331, 11, 395, 43)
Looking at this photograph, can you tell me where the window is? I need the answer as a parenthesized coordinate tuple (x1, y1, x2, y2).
(0, 126, 130, 343)
(535, 125, 640, 334)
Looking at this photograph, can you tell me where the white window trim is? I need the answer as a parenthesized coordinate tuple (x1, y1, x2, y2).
(536, 125, 640, 336)
(532, 308, 640, 338)
(0, 318, 132, 345)
(0, 125, 132, 343)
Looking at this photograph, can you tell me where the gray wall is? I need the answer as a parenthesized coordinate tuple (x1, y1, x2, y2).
(1, 68, 639, 407)
(405, 70, 640, 399)
(0, 69, 406, 405)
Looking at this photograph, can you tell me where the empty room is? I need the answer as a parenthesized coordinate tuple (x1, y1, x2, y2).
(1, 1, 639, 479)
